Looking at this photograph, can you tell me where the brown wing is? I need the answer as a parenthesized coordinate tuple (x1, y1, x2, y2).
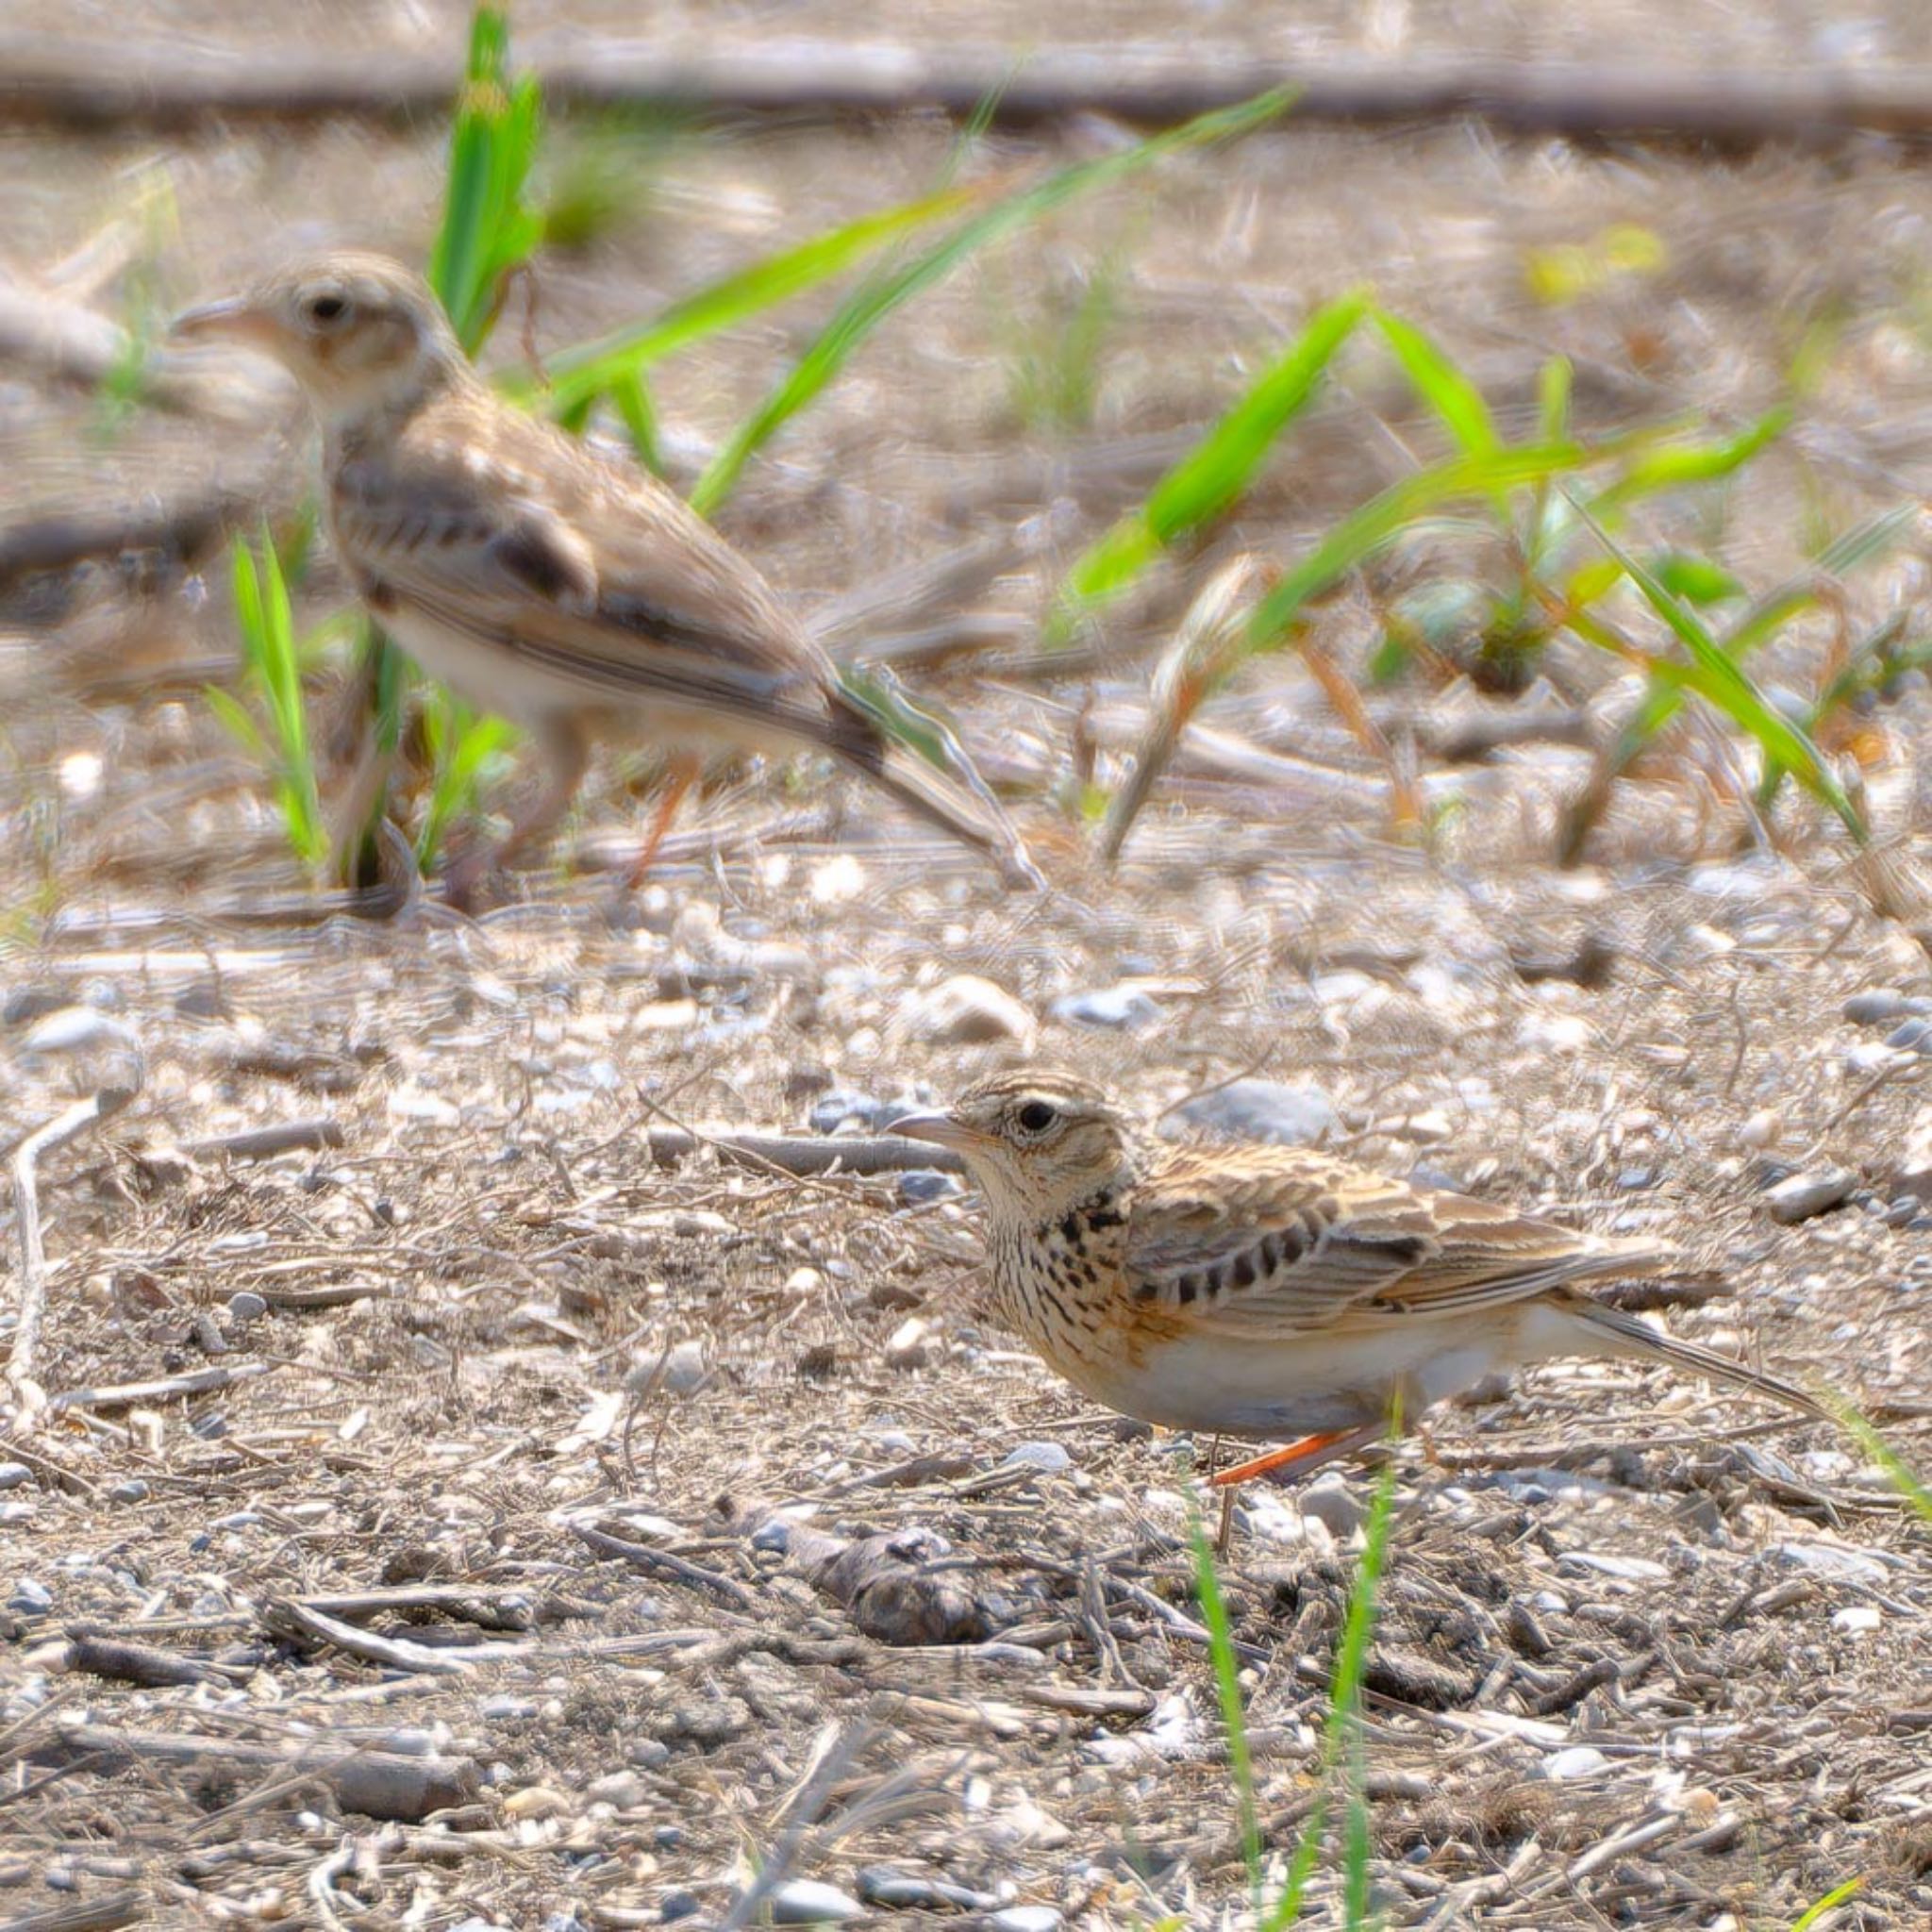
(333, 389, 874, 754)
(1124, 1147, 1667, 1338)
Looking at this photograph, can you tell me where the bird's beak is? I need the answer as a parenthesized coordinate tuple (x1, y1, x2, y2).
(888, 1108, 983, 1153)
(169, 296, 278, 349)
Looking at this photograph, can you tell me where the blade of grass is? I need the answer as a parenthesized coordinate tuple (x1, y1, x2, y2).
(530, 181, 991, 425)
(1188, 1511, 1262, 1903)
(1790, 1876, 1864, 1931)
(690, 86, 1296, 517)
(1374, 308, 1500, 461)
(1565, 493, 1866, 841)
(1048, 289, 1366, 641)
(1830, 1397, 1932, 1526)
(1260, 1448, 1400, 1931)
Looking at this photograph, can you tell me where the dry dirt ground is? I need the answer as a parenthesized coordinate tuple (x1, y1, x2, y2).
(5, 5, 1932, 1929)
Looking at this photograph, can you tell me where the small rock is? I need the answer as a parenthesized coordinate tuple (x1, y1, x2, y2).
(1544, 1746, 1610, 1780)
(896, 975, 1034, 1046)
(3, 984, 72, 1027)
(1889, 1017, 1932, 1056)
(768, 1879, 864, 1924)
(0, 1464, 33, 1492)
(1557, 1551, 1668, 1581)
(1002, 1440, 1074, 1474)
(884, 1317, 931, 1370)
(1049, 986, 1161, 1031)
(1831, 1605, 1882, 1635)
(1736, 1109, 1782, 1150)
(1842, 989, 1924, 1025)
(1299, 1474, 1365, 1539)
(1886, 1197, 1922, 1229)
(658, 1892, 701, 1924)
(107, 1480, 149, 1505)
(809, 1088, 886, 1133)
(857, 1869, 997, 1912)
(23, 1006, 141, 1057)
(988, 1912, 1064, 1932)
(584, 1770, 646, 1809)
(502, 1785, 572, 1821)
(8, 1579, 52, 1615)
(1176, 1078, 1338, 1147)
(1764, 1169, 1856, 1224)
(897, 1168, 960, 1205)
(628, 1339, 708, 1395)
(654, 1824, 683, 1850)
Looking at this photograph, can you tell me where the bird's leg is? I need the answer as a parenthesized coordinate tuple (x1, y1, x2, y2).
(625, 751, 701, 889)
(1208, 1423, 1383, 1489)
(1206, 1435, 1238, 1558)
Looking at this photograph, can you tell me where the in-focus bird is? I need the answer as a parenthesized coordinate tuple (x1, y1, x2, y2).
(891, 1071, 1824, 1499)
(170, 250, 1038, 891)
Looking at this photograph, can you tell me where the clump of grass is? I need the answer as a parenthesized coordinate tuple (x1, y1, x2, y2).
(1088, 298, 1893, 864)
(206, 529, 327, 870)
(1005, 251, 1124, 434)
(1191, 1444, 1399, 1925)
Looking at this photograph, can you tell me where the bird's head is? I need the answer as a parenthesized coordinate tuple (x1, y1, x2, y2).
(171, 250, 465, 427)
(891, 1070, 1138, 1222)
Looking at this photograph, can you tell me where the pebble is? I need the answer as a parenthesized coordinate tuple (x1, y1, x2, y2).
(1049, 987, 1161, 1031)
(810, 1088, 887, 1133)
(3, 984, 73, 1026)
(1544, 1746, 1610, 1780)
(896, 975, 1034, 1046)
(8, 1579, 52, 1615)
(1002, 1441, 1074, 1474)
(1299, 1474, 1365, 1539)
(1888, 1017, 1932, 1056)
(584, 1771, 646, 1809)
(658, 1892, 701, 1924)
(769, 1880, 865, 1924)
(22, 1006, 140, 1057)
(107, 1480, 149, 1505)
(1842, 989, 1927, 1025)
(1763, 1168, 1856, 1224)
(1175, 1078, 1338, 1147)
(1736, 1109, 1782, 1150)
(0, 1464, 32, 1492)
(857, 1870, 998, 1911)
(884, 1318, 931, 1370)
(1831, 1605, 1882, 1635)
(897, 1168, 960, 1205)
(988, 1911, 1064, 1932)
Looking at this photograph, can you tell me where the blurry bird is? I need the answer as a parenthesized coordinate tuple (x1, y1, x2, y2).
(171, 250, 1039, 892)
(891, 1071, 1824, 1520)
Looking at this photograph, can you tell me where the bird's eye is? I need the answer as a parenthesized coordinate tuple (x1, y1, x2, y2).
(1015, 1100, 1058, 1135)
(304, 292, 349, 326)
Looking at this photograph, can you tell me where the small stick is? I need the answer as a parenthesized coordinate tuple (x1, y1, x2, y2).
(0, 1890, 146, 1932)
(643, 1124, 962, 1178)
(569, 1521, 756, 1610)
(8, 1086, 139, 1414)
(179, 1118, 344, 1161)
(264, 1599, 525, 1675)
(63, 1632, 238, 1689)
(48, 1361, 272, 1415)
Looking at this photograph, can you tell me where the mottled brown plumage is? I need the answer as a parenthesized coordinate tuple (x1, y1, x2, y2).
(892, 1071, 1824, 1482)
(171, 250, 1039, 887)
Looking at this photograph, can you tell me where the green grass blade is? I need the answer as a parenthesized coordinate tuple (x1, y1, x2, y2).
(1374, 308, 1499, 460)
(690, 86, 1296, 517)
(1567, 495, 1865, 840)
(1830, 1399, 1932, 1527)
(1588, 406, 1790, 514)
(1048, 290, 1367, 640)
(1189, 1514, 1262, 1900)
(1260, 1451, 1399, 1932)
(529, 182, 990, 422)
(1790, 1876, 1864, 1931)
(1244, 441, 1592, 653)
(203, 684, 267, 761)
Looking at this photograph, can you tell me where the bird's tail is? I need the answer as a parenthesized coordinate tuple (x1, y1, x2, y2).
(1563, 1294, 1831, 1421)
(827, 682, 1042, 888)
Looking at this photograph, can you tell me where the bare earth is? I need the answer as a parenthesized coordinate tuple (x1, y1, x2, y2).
(2, 4, 1931, 1928)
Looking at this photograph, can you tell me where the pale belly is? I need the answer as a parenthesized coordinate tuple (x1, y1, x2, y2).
(1041, 1308, 1570, 1441)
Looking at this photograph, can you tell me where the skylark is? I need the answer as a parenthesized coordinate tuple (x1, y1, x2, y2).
(171, 250, 1039, 890)
(891, 1071, 1824, 1491)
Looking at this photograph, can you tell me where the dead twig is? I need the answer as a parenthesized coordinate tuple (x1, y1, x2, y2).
(8, 1085, 140, 1418)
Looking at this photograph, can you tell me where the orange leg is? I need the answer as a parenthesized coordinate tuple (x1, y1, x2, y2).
(1209, 1426, 1368, 1489)
(625, 752, 701, 889)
